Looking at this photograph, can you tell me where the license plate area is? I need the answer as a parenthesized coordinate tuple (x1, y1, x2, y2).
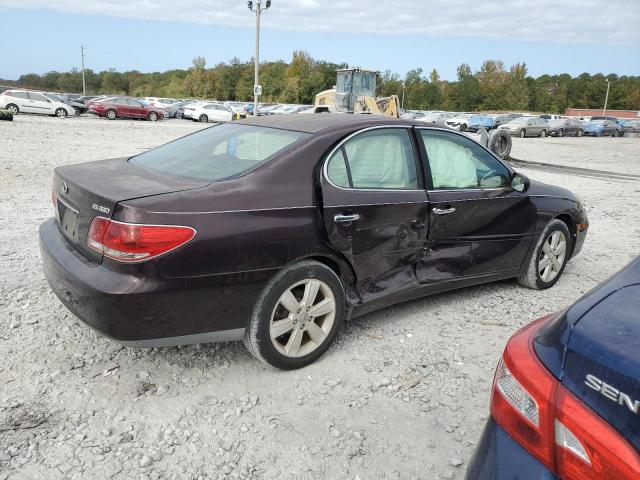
(59, 201, 80, 242)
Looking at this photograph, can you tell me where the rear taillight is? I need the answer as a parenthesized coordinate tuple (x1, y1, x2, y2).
(491, 316, 640, 479)
(87, 217, 196, 263)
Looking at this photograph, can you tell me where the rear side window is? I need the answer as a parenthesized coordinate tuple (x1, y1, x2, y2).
(11, 91, 29, 99)
(130, 123, 309, 181)
(326, 129, 418, 189)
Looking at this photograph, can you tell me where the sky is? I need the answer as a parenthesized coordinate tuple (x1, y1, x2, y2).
(1, 0, 639, 81)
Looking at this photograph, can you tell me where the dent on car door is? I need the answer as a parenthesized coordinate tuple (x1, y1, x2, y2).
(321, 127, 429, 301)
(416, 129, 537, 283)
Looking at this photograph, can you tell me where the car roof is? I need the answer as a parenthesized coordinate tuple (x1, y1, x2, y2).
(240, 113, 416, 134)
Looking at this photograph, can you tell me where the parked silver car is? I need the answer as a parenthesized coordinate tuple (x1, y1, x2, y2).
(548, 118, 584, 137)
(498, 117, 549, 138)
(0, 89, 77, 117)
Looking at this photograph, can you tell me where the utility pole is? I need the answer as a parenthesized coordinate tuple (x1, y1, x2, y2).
(80, 45, 87, 95)
(603, 78, 610, 115)
(401, 81, 405, 109)
(248, 0, 271, 116)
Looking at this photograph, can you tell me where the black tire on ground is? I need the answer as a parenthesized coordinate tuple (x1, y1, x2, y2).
(244, 260, 346, 370)
(576, 129, 583, 137)
(0, 109, 13, 121)
(488, 129, 512, 159)
(73, 107, 80, 115)
(148, 111, 158, 121)
(459, 123, 467, 132)
(519, 129, 526, 138)
(6, 104, 19, 115)
(55, 108, 67, 118)
(557, 129, 564, 137)
(540, 129, 547, 138)
(106, 109, 117, 120)
(199, 114, 208, 123)
(517, 219, 572, 290)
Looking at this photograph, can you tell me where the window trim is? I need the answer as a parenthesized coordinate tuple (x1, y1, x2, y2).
(415, 127, 515, 193)
(322, 125, 425, 192)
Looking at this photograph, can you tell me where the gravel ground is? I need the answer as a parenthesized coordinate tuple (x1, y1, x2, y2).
(1, 115, 639, 480)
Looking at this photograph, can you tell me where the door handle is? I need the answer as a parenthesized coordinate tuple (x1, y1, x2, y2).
(432, 207, 456, 215)
(334, 213, 360, 224)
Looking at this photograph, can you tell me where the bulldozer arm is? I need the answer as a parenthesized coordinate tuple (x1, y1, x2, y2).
(359, 95, 400, 118)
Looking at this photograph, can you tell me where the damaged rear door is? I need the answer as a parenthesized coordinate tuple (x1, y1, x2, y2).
(416, 128, 536, 283)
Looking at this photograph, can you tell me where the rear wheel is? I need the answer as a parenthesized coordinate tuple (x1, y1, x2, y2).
(106, 109, 117, 120)
(148, 111, 158, 121)
(519, 129, 526, 138)
(557, 128, 564, 137)
(73, 107, 80, 115)
(6, 104, 19, 115)
(199, 114, 208, 123)
(540, 129, 547, 138)
(244, 260, 345, 369)
(518, 219, 571, 290)
(576, 129, 583, 137)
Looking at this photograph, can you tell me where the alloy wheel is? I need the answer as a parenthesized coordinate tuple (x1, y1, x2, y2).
(269, 279, 336, 358)
(538, 231, 567, 282)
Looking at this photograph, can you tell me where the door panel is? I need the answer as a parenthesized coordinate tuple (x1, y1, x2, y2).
(420, 189, 536, 282)
(416, 128, 536, 283)
(321, 127, 428, 300)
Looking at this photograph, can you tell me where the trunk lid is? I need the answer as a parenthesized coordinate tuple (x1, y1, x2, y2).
(560, 283, 640, 452)
(53, 157, 208, 262)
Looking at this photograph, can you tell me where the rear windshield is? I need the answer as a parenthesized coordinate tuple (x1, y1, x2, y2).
(130, 123, 310, 181)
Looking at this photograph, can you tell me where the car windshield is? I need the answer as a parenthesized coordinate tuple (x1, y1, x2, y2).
(130, 123, 310, 181)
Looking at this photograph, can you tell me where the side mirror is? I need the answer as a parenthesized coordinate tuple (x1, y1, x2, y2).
(511, 173, 529, 192)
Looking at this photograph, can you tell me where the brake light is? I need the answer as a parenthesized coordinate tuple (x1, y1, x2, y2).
(490, 315, 640, 479)
(87, 217, 196, 263)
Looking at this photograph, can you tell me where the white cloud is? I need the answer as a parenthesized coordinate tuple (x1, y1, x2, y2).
(1, 0, 638, 44)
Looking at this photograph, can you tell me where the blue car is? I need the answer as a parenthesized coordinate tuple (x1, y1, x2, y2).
(467, 114, 496, 132)
(583, 118, 621, 137)
(466, 257, 640, 479)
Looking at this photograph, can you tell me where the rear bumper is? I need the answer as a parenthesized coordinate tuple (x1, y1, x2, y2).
(39, 218, 271, 346)
(465, 418, 558, 480)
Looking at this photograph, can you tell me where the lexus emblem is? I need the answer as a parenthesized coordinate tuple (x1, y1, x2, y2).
(62, 181, 69, 194)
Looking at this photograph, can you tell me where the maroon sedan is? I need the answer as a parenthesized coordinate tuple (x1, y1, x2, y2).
(88, 97, 165, 121)
(39, 115, 587, 369)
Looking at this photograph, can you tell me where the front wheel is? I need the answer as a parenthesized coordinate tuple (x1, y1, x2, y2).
(459, 123, 467, 132)
(540, 129, 547, 138)
(576, 129, 583, 137)
(518, 219, 571, 290)
(519, 129, 526, 138)
(557, 128, 564, 137)
(199, 114, 208, 123)
(244, 261, 345, 369)
(55, 108, 67, 118)
(148, 111, 158, 121)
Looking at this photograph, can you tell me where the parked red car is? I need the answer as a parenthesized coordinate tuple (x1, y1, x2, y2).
(88, 97, 165, 121)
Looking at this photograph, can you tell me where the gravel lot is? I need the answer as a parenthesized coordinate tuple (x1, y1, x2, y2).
(1, 115, 639, 480)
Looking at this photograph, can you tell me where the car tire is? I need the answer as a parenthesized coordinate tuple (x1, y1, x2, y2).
(0, 109, 13, 121)
(244, 260, 345, 370)
(517, 219, 572, 290)
(488, 129, 512, 159)
(55, 108, 67, 118)
(519, 129, 526, 138)
(199, 114, 208, 123)
(459, 123, 467, 132)
(6, 104, 19, 115)
(576, 129, 583, 137)
(540, 129, 547, 138)
(148, 112, 158, 122)
(106, 109, 117, 120)
(557, 128, 564, 137)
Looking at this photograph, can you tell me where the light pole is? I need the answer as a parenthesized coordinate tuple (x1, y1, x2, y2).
(248, 0, 271, 117)
(603, 78, 610, 115)
(401, 81, 405, 109)
(80, 45, 87, 95)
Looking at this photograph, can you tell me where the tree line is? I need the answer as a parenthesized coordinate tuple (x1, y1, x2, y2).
(3, 52, 639, 113)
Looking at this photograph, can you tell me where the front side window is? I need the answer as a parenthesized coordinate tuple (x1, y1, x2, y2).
(419, 130, 511, 190)
(326, 129, 418, 190)
(130, 123, 309, 182)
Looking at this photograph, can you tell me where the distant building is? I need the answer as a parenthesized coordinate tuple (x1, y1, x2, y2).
(564, 108, 640, 119)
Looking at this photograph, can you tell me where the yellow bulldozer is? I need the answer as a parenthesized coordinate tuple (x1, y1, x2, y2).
(313, 68, 400, 118)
